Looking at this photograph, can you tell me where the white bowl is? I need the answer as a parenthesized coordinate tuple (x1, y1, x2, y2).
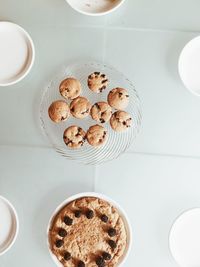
(0, 196, 19, 256)
(0, 21, 35, 87)
(179, 36, 200, 96)
(169, 208, 200, 267)
(66, 0, 126, 16)
(47, 192, 132, 266)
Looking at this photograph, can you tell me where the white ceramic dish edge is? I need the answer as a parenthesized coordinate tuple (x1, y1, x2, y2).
(0, 21, 35, 87)
(47, 192, 132, 267)
(178, 36, 200, 97)
(0, 195, 19, 256)
(168, 207, 200, 266)
(66, 0, 126, 16)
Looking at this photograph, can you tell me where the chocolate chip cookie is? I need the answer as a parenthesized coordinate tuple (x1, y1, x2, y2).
(59, 77, 82, 100)
(63, 126, 86, 149)
(91, 102, 112, 124)
(87, 125, 108, 147)
(110, 111, 132, 132)
(107, 88, 129, 110)
(88, 72, 108, 93)
(49, 197, 127, 267)
(48, 100, 70, 123)
(70, 97, 91, 119)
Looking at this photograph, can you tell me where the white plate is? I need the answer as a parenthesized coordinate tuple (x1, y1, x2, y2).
(179, 36, 200, 96)
(47, 192, 132, 267)
(169, 208, 200, 267)
(0, 21, 35, 86)
(0, 196, 19, 255)
(66, 0, 125, 16)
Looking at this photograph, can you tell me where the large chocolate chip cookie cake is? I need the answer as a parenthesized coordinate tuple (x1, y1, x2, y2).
(49, 197, 127, 267)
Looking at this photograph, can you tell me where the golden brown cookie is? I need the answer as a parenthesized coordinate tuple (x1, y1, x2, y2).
(110, 111, 132, 132)
(49, 197, 127, 267)
(59, 78, 81, 100)
(48, 100, 70, 123)
(87, 125, 108, 147)
(88, 72, 108, 93)
(107, 88, 129, 110)
(63, 126, 86, 149)
(91, 102, 112, 124)
(70, 97, 91, 119)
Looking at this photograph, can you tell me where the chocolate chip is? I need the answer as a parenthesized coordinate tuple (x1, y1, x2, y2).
(64, 216, 73, 225)
(58, 228, 67, 237)
(102, 252, 111, 261)
(126, 95, 129, 97)
(96, 256, 105, 267)
(102, 79, 108, 84)
(99, 85, 106, 92)
(64, 251, 71, 261)
(55, 239, 64, 248)
(119, 92, 123, 97)
(108, 240, 117, 249)
(86, 209, 94, 219)
(77, 260, 85, 267)
(101, 74, 106, 78)
(108, 228, 117, 237)
(71, 107, 75, 112)
(88, 75, 92, 79)
(81, 109, 89, 115)
(94, 72, 100, 75)
(100, 118, 105, 123)
(123, 121, 126, 125)
(76, 128, 82, 136)
(101, 214, 108, 223)
(61, 116, 66, 120)
(75, 210, 82, 218)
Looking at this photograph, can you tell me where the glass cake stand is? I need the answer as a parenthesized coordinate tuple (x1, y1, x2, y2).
(40, 61, 142, 165)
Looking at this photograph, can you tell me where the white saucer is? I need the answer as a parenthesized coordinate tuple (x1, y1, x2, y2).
(0, 196, 19, 255)
(66, 0, 125, 16)
(179, 36, 200, 96)
(169, 208, 200, 267)
(0, 22, 35, 86)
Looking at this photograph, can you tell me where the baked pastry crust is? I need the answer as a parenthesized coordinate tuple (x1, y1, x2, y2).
(87, 125, 108, 147)
(107, 88, 129, 110)
(110, 111, 132, 132)
(63, 126, 86, 149)
(70, 97, 91, 119)
(59, 78, 82, 100)
(48, 100, 70, 123)
(49, 197, 127, 267)
(91, 102, 112, 124)
(88, 72, 108, 93)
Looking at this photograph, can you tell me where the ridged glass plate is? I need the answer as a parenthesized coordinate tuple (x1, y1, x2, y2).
(40, 61, 141, 165)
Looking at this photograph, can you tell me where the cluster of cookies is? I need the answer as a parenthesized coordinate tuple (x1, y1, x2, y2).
(49, 197, 127, 267)
(48, 72, 132, 149)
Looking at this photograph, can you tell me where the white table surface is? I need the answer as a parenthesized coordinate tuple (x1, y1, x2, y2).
(1, 1, 200, 266)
